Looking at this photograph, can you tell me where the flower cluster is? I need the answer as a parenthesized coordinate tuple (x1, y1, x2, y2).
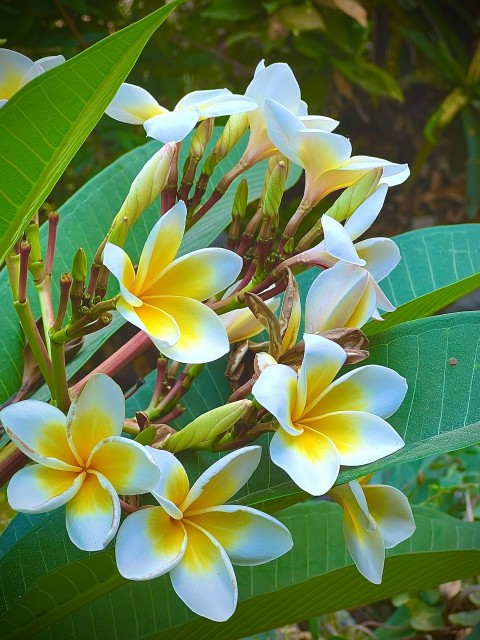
(1, 54, 417, 622)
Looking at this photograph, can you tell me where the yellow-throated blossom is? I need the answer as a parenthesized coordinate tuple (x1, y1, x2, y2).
(0, 48, 65, 107)
(220, 297, 280, 343)
(242, 60, 339, 165)
(265, 99, 409, 207)
(104, 201, 242, 364)
(115, 446, 292, 621)
(301, 185, 400, 324)
(0, 374, 160, 551)
(106, 82, 257, 143)
(329, 476, 416, 583)
(252, 334, 407, 496)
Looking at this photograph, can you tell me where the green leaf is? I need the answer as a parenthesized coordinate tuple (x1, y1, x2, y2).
(0, 132, 300, 404)
(0, 0, 184, 264)
(1, 504, 479, 639)
(333, 58, 404, 101)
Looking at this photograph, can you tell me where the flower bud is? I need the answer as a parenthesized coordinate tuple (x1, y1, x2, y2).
(72, 248, 87, 283)
(232, 179, 248, 220)
(213, 112, 249, 161)
(263, 160, 287, 224)
(325, 168, 382, 225)
(191, 118, 214, 159)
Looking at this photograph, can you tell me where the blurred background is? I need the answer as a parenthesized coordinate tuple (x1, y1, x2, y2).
(2, 0, 480, 234)
(1, 2, 480, 638)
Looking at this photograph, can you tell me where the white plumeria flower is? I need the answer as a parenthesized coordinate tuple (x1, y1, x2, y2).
(329, 476, 416, 584)
(301, 184, 400, 318)
(105, 81, 257, 143)
(265, 98, 409, 206)
(0, 48, 65, 107)
(242, 60, 339, 165)
(0, 375, 160, 551)
(252, 334, 407, 496)
(220, 297, 280, 343)
(104, 201, 242, 364)
(115, 446, 293, 621)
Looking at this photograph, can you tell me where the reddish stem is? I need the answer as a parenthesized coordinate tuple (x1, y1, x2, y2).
(46, 212, 59, 276)
(0, 447, 29, 488)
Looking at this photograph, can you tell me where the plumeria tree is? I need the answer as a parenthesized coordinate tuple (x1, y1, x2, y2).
(0, 3, 479, 638)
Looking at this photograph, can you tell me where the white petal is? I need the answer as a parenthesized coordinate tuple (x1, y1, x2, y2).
(321, 214, 365, 266)
(364, 484, 416, 548)
(176, 88, 256, 117)
(344, 184, 389, 241)
(105, 82, 163, 125)
(115, 506, 187, 580)
(264, 98, 304, 162)
(246, 62, 301, 114)
(7, 465, 84, 513)
(343, 502, 385, 584)
(0, 49, 34, 98)
(170, 521, 238, 621)
(187, 505, 293, 565)
(103, 243, 141, 307)
(355, 237, 400, 282)
(300, 115, 339, 132)
(34, 55, 65, 72)
(252, 363, 300, 435)
(144, 108, 200, 143)
(147, 448, 190, 516)
(371, 278, 396, 312)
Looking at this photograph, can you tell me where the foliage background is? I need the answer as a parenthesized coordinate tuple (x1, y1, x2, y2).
(1, 1, 479, 637)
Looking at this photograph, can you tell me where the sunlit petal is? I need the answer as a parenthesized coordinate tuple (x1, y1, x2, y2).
(88, 437, 160, 495)
(264, 98, 303, 164)
(293, 130, 352, 182)
(364, 484, 416, 548)
(371, 279, 396, 312)
(67, 374, 125, 465)
(355, 237, 400, 282)
(303, 411, 404, 466)
(148, 448, 190, 515)
(0, 400, 79, 470)
(144, 108, 200, 143)
(182, 446, 261, 512)
(170, 521, 238, 622)
(221, 298, 280, 343)
(176, 88, 257, 117)
(300, 115, 339, 131)
(321, 215, 365, 266)
(132, 301, 180, 348)
(115, 506, 187, 580)
(296, 334, 346, 418)
(0, 49, 34, 99)
(66, 471, 120, 551)
(105, 82, 164, 125)
(7, 465, 84, 513)
(187, 505, 293, 566)
(143, 248, 242, 300)
(252, 363, 300, 435)
(103, 243, 140, 307)
(134, 201, 187, 293)
(343, 500, 385, 584)
(314, 365, 407, 418)
(147, 296, 230, 364)
(270, 426, 340, 495)
(246, 62, 301, 116)
(329, 480, 373, 531)
(343, 184, 388, 241)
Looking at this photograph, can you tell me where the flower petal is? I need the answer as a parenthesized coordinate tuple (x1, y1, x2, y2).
(103, 243, 140, 307)
(0, 48, 34, 99)
(187, 505, 292, 566)
(34, 55, 65, 72)
(293, 130, 352, 183)
(252, 363, 300, 435)
(355, 237, 400, 282)
(88, 437, 160, 495)
(115, 506, 186, 580)
(343, 184, 388, 241)
(342, 498, 385, 584)
(125, 300, 180, 348)
(264, 98, 304, 164)
(67, 374, 125, 465)
(176, 88, 257, 117)
(134, 200, 187, 293)
(143, 248, 242, 300)
(0, 400, 79, 470)
(170, 521, 238, 621)
(371, 279, 396, 312)
(270, 426, 340, 495)
(66, 471, 120, 551)
(300, 115, 339, 131)
(7, 465, 84, 513)
(182, 446, 262, 512)
(303, 411, 404, 466)
(296, 334, 346, 419)
(105, 82, 164, 124)
(147, 448, 190, 516)
(304, 262, 373, 332)
(146, 296, 230, 364)
(246, 62, 301, 115)
(364, 484, 416, 548)
(144, 108, 200, 143)
(314, 365, 407, 418)
(221, 298, 280, 343)
(321, 214, 365, 266)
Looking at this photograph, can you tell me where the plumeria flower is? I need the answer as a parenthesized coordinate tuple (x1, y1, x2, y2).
(329, 476, 416, 583)
(220, 297, 280, 343)
(104, 201, 242, 364)
(252, 334, 407, 496)
(265, 99, 409, 207)
(301, 185, 400, 319)
(242, 60, 339, 165)
(0, 48, 65, 107)
(106, 81, 257, 143)
(115, 446, 293, 621)
(0, 374, 160, 551)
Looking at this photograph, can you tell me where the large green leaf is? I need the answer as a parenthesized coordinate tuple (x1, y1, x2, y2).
(0, 0, 184, 264)
(0, 133, 301, 404)
(127, 312, 480, 511)
(0, 504, 478, 639)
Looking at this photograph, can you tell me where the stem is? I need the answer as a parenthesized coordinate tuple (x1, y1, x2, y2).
(0, 443, 29, 488)
(51, 297, 118, 343)
(277, 198, 312, 255)
(18, 241, 31, 303)
(70, 331, 152, 396)
(53, 273, 72, 332)
(14, 300, 54, 395)
(50, 340, 70, 412)
(46, 211, 59, 277)
(149, 357, 168, 408)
